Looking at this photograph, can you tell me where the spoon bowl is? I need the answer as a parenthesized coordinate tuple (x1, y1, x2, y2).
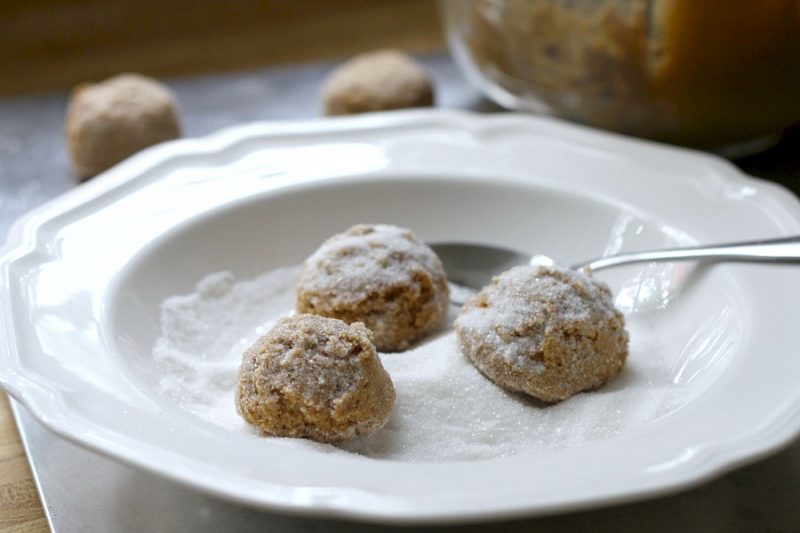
(428, 243, 530, 292)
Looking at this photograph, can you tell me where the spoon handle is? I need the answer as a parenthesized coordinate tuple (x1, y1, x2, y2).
(574, 235, 800, 272)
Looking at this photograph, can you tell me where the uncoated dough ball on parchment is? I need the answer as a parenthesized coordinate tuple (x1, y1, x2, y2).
(297, 224, 450, 352)
(236, 314, 395, 443)
(321, 50, 434, 115)
(455, 265, 629, 402)
(65, 73, 181, 179)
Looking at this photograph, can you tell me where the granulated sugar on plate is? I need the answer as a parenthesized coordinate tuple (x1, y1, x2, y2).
(151, 266, 687, 462)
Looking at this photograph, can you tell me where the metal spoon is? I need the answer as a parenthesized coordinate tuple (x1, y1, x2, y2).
(431, 235, 800, 305)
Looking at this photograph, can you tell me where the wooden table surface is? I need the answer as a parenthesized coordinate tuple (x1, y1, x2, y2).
(0, 395, 48, 532)
(2, 1, 800, 531)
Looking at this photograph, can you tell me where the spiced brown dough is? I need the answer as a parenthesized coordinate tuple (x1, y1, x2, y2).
(236, 314, 395, 443)
(296, 224, 450, 352)
(322, 50, 434, 115)
(455, 265, 628, 402)
(66, 73, 181, 179)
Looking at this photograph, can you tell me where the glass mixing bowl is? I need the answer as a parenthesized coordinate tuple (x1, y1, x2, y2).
(441, 0, 800, 150)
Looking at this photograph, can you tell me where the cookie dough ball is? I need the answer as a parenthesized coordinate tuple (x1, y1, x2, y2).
(236, 314, 395, 443)
(66, 73, 181, 179)
(322, 50, 434, 115)
(455, 265, 628, 402)
(297, 224, 449, 352)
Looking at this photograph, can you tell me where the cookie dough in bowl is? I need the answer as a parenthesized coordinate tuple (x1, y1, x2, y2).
(296, 224, 450, 351)
(455, 264, 629, 402)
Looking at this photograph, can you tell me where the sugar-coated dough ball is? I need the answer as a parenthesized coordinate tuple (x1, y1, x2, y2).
(455, 265, 628, 402)
(66, 73, 181, 179)
(236, 314, 395, 443)
(322, 50, 434, 115)
(297, 224, 449, 352)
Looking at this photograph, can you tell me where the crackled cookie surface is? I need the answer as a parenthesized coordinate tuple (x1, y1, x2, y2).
(236, 314, 395, 443)
(296, 224, 449, 352)
(455, 265, 628, 402)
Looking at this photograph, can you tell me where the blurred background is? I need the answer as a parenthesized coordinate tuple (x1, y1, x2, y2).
(0, 0, 444, 96)
(5, 0, 800, 156)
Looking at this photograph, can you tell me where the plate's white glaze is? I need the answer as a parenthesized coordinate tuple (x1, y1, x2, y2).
(2, 110, 800, 523)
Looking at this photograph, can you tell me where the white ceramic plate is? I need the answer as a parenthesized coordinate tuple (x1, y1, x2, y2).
(2, 110, 800, 524)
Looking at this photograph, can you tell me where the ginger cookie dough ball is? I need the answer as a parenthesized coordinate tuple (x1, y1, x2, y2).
(297, 224, 450, 352)
(236, 314, 395, 443)
(66, 73, 181, 179)
(322, 50, 434, 115)
(455, 265, 628, 402)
